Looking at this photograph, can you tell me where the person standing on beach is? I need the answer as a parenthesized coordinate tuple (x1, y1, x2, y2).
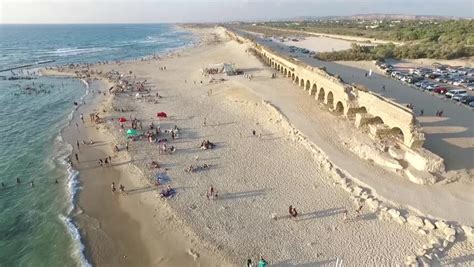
(258, 256, 268, 267)
(76, 140, 80, 150)
(247, 259, 253, 267)
(111, 182, 116, 193)
(80, 113, 84, 123)
(75, 153, 79, 162)
(252, 129, 256, 136)
(126, 142, 129, 152)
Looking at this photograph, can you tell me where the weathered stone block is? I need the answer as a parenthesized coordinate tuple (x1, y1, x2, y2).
(395, 216, 406, 225)
(407, 215, 425, 228)
(388, 209, 400, 218)
(461, 225, 474, 237)
(446, 235, 456, 243)
(435, 221, 449, 230)
(444, 227, 456, 236)
(423, 219, 435, 230)
(352, 186, 363, 196)
(366, 199, 380, 210)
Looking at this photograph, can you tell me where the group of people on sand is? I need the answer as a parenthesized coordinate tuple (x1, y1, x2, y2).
(184, 163, 209, 173)
(200, 140, 215, 150)
(89, 113, 101, 124)
(246, 256, 268, 267)
(111, 182, 126, 195)
(160, 185, 175, 198)
(98, 156, 112, 167)
(288, 205, 298, 218)
(206, 185, 218, 200)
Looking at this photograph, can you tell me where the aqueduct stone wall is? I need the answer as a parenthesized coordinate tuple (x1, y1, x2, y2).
(225, 30, 425, 149)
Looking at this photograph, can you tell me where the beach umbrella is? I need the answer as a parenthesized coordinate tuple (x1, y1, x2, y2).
(126, 129, 138, 136)
(119, 117, 127, 123)
(157, 112, 167, 118)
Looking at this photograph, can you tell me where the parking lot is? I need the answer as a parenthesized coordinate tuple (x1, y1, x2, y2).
(376, 62, 474, 108)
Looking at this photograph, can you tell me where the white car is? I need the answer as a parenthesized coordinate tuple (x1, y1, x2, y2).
(452, 93, 469, 101)
(445, 89, 467, 98)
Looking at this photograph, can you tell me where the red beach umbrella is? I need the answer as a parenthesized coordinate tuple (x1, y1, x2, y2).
(156, 112, 167, 118)
(119, 117, 127, 123)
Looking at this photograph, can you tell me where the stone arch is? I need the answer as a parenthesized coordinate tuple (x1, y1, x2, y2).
(309, 83, 317, 95)
(300, 78, 305, 88)
(277, 64, 280, 71)
(335, 101, 344, 113)
(327, 91, 334, 109)
(389, 127, 404, 141)
(295, 76, 299, 84)
(370, 116, 384, 124)
(305, 80, 311, 91)
(317, 87, 325, 101)
(347, 106, 367, 119)
(292, 73, 295, 81)
(284, 68, 287, 76)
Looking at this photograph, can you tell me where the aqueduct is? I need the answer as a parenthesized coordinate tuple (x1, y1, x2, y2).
(224, 30, 446, 179)
(251, 44, 425, 148)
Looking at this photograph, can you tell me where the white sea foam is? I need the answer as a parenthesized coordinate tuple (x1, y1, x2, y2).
(59, 214, 92, 267)
(53, 80, 91, 267)
(46, 47, 112, 57)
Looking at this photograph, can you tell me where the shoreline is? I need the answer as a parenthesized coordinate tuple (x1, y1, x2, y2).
(58, 77, 226, 266)
(42, 25, 472, 262)
(49, 27, 232, 266)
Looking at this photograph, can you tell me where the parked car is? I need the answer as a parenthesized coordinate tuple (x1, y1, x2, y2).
(407, 76, 423, 84)
(469, 101, 474, 107)
(425, 83, 439, 91)
(465, 83, 474, 91)
(460, 95, 474, 104)
(452, 92, 469, 101)
(445, 89, 467, 98)
(433, 86, 448, 94)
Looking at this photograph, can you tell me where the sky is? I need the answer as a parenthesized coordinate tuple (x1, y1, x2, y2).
(0, 0, 472, 24)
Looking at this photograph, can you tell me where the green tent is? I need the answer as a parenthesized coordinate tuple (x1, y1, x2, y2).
(126, 129, 138, 136)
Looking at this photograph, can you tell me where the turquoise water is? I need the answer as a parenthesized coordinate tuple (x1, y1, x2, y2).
(0, 24, 194, 266)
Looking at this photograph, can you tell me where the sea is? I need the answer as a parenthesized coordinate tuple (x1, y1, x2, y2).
(0, 24, 195, 266)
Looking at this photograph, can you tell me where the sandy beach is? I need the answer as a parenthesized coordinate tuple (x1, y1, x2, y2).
(43, 26, 474, 266)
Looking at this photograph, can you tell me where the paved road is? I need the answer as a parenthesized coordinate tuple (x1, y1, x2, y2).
(234, 29, 474, 171)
